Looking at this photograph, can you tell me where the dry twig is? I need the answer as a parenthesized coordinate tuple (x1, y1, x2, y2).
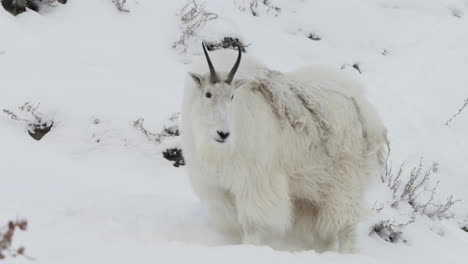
(382, 156, 459, 219)
(133, 113, 180, 144)
(112, 0, 130, 13)
(445, 97, 468, 126)
(369, 219, 413, 243)
(172, 0, 218, 52)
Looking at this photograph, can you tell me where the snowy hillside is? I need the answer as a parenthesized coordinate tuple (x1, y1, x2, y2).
(1, 0, 468, 263)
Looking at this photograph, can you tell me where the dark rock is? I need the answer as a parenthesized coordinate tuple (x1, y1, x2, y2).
(307, 33, 321, 41)
(352, 63, 362, 74)
(163, 148, 185, 168)
(2, 0, 66, 16)
(27, 121, 53, 140)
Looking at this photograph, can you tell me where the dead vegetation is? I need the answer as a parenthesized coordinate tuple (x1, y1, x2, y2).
(370, 144, 462, 243)
(369, 219, 412, 243)
(112, 0, 129, 13)
(204, 37, 248, 52)
(133, 113, 185, 167)
(133, 113, 179, 144)
(445, 97, 468, 126)
(3, 102, 54, 141)
(382, 158, 460, 219)
(0, 219, 32, 260)
(236, 0, 281, 17)
(172, 0, 218, 53)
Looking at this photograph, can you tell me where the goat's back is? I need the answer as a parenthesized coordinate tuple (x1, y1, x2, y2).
(286, 65, 366, 97)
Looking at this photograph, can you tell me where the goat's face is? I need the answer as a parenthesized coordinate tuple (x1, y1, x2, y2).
(188, 72, 246, 144)
(188, 43, 246, 145)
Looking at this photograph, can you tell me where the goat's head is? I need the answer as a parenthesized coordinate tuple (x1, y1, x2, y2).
(188, 43, 247, 145)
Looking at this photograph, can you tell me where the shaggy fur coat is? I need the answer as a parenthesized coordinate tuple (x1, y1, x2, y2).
(181, 49, 387, 253)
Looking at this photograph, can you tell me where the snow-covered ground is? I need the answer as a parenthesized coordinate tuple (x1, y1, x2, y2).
(1, 0, 467, 263)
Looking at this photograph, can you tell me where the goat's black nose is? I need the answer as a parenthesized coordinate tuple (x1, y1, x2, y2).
(217, 131, 230, 140)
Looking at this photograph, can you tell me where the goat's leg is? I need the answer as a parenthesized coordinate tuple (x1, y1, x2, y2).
(313, 232, 336, 253)
(313, 195, 361, 253)
(338, 224, 358, 254)
(195, 188, 242, 243)
(235, 172, 292, 246)
(202, 189, 242, 241)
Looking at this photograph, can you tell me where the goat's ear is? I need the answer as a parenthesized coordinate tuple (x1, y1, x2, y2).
(188, 72, 203, 87)
(233, 79, 248, 89)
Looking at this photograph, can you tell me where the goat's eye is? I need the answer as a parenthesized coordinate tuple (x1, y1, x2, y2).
(205, 92, 212, 98)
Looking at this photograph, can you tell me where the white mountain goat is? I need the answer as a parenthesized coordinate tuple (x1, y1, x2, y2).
(181, 44, 387, 253)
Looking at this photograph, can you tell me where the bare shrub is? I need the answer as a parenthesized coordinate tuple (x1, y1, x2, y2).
(382, 157, 460, 220)
(414, 192, 460, 219)
(133, 113, 179, 144)
(400, 160, 436, 203)
(0, 219, 32, 260)
(3, 102, 54, 141)
(133, 118, 160, 142)
(236, 0, 281, 17)
(369, 220, 412, 243)
(112, 0, 129, 13)
(371, 143, 462, 243)
(445, 97, 468, 126)
(172, 0, 218, 53)
(133, 113, 185, 167)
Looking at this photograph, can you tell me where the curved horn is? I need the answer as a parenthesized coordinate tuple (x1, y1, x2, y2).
(202, 42, 219, 83)
(226, 46, 242, 84)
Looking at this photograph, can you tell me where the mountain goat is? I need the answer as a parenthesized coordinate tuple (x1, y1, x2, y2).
(181, 44, 387, 253)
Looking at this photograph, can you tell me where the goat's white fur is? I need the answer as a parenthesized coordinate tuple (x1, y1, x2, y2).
(181, 49, 387, 253)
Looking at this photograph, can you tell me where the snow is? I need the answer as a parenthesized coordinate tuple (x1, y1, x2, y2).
(1, 0, 467, 263)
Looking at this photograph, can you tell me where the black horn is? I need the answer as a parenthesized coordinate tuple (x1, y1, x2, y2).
(226, 46, 242, 84)
(202, 42, 219, 83)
